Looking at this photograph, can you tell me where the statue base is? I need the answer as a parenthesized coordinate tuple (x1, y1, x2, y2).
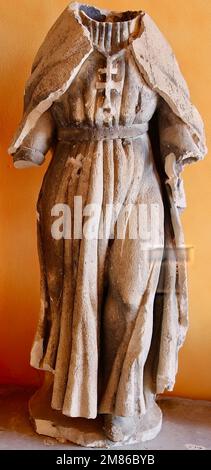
(29, 377, 162, 448)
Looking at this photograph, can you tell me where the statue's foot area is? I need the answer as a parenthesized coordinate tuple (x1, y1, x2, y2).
(103, 403, 162, 444)
(103, 415, 136, 442)
(29, 380, 162, 447)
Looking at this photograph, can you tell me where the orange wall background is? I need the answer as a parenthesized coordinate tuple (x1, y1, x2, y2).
(0, 0, 211, 399)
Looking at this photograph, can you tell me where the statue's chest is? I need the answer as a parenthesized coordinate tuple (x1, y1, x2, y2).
(52, 49, 158, 127)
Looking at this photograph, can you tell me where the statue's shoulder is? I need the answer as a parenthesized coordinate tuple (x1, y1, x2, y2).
(134, 12, 174, 59)
(32, 5, 78, 72)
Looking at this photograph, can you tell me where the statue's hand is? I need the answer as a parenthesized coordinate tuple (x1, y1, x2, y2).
(13, 146, 45, 169)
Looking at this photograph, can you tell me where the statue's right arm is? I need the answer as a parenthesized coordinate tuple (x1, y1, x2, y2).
(12, 110, 56, 169)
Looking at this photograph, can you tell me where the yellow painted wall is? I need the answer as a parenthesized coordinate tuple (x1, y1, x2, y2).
(0, 0, 210, 399)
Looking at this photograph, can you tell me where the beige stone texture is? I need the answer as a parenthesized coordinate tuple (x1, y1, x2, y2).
(9, 3, 207, 444)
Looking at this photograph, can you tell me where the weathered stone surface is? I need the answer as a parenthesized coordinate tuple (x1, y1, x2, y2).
(9, 3, 207, 445)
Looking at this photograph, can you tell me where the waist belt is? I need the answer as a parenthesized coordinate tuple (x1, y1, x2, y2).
(57, 124, 148, 142)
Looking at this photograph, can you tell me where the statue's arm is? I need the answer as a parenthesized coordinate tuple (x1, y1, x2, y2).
(12, 110, 56, 169)
(158, 98, 204, 211)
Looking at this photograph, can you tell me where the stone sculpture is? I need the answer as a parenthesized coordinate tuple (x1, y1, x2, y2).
(9, 3, 207, 447)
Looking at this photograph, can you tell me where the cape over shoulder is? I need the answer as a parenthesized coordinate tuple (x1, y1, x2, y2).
(8, 2, 207, 161)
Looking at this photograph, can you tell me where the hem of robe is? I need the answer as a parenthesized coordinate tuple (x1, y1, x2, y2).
(30, 365, 172, 419)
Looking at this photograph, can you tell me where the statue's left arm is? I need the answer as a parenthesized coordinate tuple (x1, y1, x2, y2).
(132, 13, 207, 214)
(157, 98, 205, 211)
